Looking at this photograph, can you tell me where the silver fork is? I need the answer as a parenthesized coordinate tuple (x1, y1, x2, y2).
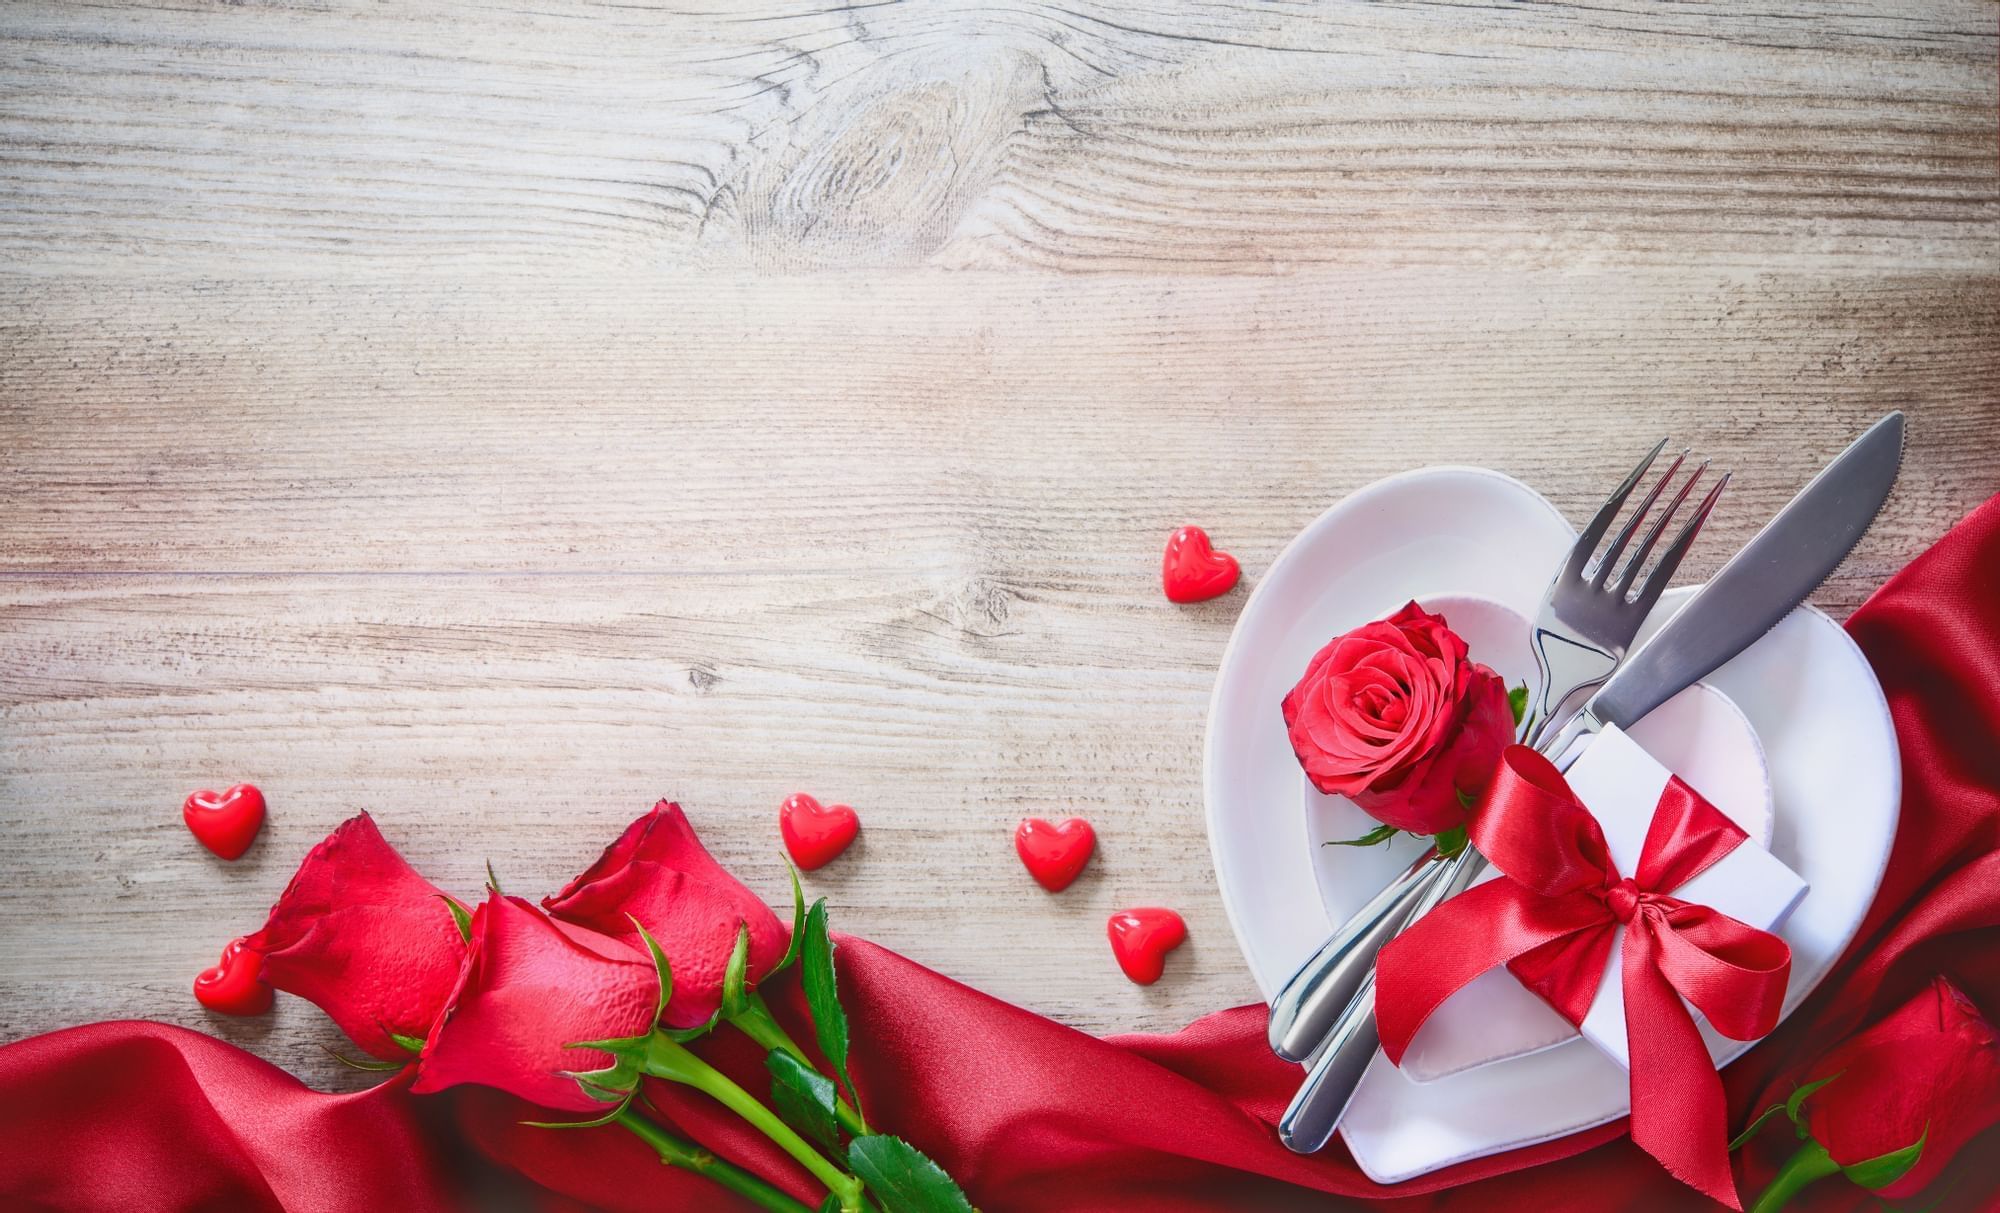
(1523, 440, 1727, 746)
(1270, 441, 1727, 1155)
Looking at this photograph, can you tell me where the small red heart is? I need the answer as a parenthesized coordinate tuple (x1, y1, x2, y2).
(1108, 907, 1187, 985)
(1014, 817, 1096, 892)
(194, 937, 273, 1016)
(1162, 526, 1240, 603)
(781, 793, 860, 871)
(182, 783, 266, 860)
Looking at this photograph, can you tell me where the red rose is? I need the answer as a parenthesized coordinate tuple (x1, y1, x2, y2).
(1799, 975, 2000, 1198)
(543, 801, 787, 1030)
(413, 893, 660, 1114)
(248, 813, 468, 1059)
(1281, 602, 1514, 835)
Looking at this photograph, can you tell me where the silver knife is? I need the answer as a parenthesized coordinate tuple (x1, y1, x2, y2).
(1277, 410, 1906, 1154)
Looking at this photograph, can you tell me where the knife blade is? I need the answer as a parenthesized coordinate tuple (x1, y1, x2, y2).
(1545, 409, 1906, 755)
(1277, 410, 1906, 1154)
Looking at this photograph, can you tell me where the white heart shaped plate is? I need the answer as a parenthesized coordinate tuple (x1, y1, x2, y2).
(1202, 466, 1899, 1183)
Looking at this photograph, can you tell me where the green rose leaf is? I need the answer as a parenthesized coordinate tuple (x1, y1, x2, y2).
(521, 1085, 634, 1129)
(1727, 1101, 1787, 1152)
(662, 1009, 720, 1043)
(439, 894, 474, 944)
(387, 1030, 427, 1056)
(1841, 1127, 1925, 1191)
(1433, 824, 1470, 858)
(775, 862, 808, 975)
(767, 1049, 842, 1151)
(1508, 682, 1529, 727)
(1323, 823, 1397, 849)
(801, 899, 859, 1112)
(1730, 1072, 1841, 1151)
(847, 1135, 975, 1213)
(818, 1195, 842, 1213)
(558, 1030, 648, 1103)
(722, 921, 752, 1017)
(320, 1046, 406, 1073)
(627, 915, 675, 1021)
(1784, 1071, 1840, 1124)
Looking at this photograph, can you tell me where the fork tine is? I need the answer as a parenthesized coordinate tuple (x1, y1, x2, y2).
(1566, 437, 1668, 577)
(1631, 471, 1729, 614)
(1613, 457, 1707, 593)
(1592, 448, 1688, 587)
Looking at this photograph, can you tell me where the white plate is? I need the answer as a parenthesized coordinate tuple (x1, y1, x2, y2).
(1203, 468, 1900, 1182)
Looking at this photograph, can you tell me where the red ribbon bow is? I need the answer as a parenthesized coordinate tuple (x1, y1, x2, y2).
(1375, 745, 1792, 1209)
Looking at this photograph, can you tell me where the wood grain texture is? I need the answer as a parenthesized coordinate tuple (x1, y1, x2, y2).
(0, 1, 1995, 274)
(1, 0, 1996, 1096)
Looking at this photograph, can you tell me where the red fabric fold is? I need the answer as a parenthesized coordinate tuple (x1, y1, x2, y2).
(7, 493, 2000, 1211)
(0, 1022, 459, 1213)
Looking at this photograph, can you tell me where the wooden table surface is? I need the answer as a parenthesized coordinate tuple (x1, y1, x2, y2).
(2, 2, 1995, 1093)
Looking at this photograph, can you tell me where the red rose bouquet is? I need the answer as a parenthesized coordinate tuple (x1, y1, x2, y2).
(1283, 601, 1519, 847)
(223, 806, 972, 1213)
(1734, 974, 2000, 1211)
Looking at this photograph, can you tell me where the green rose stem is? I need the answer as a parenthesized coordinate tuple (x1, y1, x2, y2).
(613, 1107, 813, 1213)
(643, 1031, 868, 1213)
(727, 989, 870, 1136)
(1746, 1140, 1843, 1213)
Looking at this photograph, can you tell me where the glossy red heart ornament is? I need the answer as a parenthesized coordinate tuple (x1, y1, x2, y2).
(1108, 907, 1187, 985)
(1161, 526, 1240, 603)
(194, 937, 273, 1016)
(1014, 817, 1095, 892)
(781, 793, 859, 871)
(182, 783, 266, 860)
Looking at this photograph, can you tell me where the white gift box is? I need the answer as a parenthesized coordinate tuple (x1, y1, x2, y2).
(1559, 724, 1809, 1069)
(1399, 721, 1807, 1080)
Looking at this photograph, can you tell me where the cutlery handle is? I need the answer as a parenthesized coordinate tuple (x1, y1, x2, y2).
(1277, 848, 1491, 1153)
(1279, 973, 1380, 1153)
(1267, 849, 1441, 1063)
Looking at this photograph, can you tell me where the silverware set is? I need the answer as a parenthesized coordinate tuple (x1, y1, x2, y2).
(1269, 412, 1906, 1154)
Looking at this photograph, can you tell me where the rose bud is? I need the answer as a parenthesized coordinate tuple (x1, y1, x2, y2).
(543, 801, 787, 1030)
(1802, 975, 2000, 1199)
(1281, 601, 1514, 835)
(412, 894, 660, 1114)
(247, 812, 469, 1060)
(1742, 976, 2000, 1211)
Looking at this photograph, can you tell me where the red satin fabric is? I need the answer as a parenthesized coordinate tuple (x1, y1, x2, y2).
(1375, 752, 1792, 1207)
(7, 494, 2000, 1211)
(0, 1022, 458, 1212)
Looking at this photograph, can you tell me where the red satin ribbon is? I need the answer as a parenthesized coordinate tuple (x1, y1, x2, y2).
(1375, 745, 1792, 1209)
